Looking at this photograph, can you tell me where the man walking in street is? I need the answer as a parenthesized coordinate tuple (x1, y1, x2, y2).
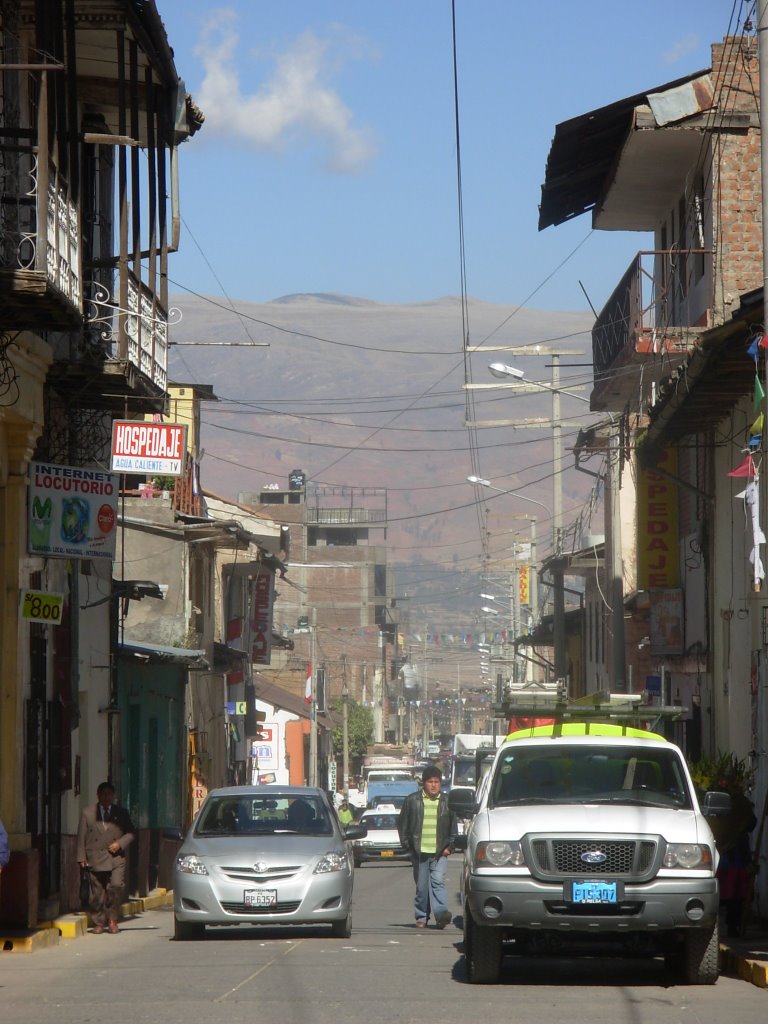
(398, 764, 457, 929)
(76, 782, 135, 934)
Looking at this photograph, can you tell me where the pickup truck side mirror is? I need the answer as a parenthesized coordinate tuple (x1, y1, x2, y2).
(448, 788, 477, 817)
(701, 790, 733, 817)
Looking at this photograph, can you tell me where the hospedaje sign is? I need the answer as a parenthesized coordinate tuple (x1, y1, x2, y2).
(110, 420, 187, 476)
(637, 447, 679, 588)
(29, 463, 118, 560)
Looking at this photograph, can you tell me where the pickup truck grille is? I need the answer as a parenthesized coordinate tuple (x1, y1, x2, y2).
(529, 838, 658, 881)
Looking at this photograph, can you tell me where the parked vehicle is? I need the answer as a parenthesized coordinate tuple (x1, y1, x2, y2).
(450, 720, 732, 985)
(173, 786, 367, 940)
(353, 808, 409, 866)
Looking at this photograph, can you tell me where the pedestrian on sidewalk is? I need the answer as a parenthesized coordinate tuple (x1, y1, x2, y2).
(76, 783, 135, 934)
(398, 764, 458, 929)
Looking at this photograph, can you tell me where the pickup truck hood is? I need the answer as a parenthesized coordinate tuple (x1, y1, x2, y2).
(475, 803, 714, 846)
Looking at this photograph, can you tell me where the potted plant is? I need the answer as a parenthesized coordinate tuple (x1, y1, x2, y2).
(688, 751, 755, 853)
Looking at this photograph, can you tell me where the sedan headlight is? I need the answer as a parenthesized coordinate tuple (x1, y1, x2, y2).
(177, 854, 208, 875)
(314, 850, 348, 874)
(663, 843, 712, 869)
(475, 840, 525, 867)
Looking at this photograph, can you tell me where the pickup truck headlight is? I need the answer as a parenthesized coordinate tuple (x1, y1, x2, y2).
(475, 840, 525, 867)
(663, 843, 712, 869)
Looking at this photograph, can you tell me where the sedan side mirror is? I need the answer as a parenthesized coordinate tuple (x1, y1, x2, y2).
(344, 823, 368, 841)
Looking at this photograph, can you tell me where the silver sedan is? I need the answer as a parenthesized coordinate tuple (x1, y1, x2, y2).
(173, 785, 367, 940)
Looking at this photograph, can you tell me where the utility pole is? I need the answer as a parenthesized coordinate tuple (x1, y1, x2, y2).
(309, 608, 317, 786)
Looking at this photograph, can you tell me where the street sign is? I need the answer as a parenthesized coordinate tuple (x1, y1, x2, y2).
(226, 701, 247, 715)
(20, 590, 64, 625)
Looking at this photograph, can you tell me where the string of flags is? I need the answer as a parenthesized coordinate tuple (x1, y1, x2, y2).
(728, 330, 768, 590)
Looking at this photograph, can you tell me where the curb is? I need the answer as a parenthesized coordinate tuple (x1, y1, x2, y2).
(720, 944, 768, 989)
(0, 889, 172, 953)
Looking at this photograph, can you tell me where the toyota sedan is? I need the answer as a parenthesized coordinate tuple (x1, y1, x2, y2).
(173, 785, 366, 940)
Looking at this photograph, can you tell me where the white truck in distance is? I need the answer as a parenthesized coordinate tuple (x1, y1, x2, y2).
(451, 734, 501, 792)
(449, 724, 732, 986)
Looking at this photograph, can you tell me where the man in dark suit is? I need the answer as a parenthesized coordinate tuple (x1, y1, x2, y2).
(76, 782, 135, 934)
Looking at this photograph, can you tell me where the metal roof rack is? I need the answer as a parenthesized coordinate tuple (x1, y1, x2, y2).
(493, 684, 687, 734)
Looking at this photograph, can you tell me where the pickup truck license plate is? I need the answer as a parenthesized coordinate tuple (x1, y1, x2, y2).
(244, 888, 277, 908)
(569, 880, 619, 904)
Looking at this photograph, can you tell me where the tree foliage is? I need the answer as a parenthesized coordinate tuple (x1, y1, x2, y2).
(330, 698, 374, 761)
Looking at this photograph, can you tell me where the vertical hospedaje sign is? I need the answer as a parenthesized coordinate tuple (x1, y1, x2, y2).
(110, 420, 187, 476)
(29, 463, 118, 560)
(637, 447, 679, 589)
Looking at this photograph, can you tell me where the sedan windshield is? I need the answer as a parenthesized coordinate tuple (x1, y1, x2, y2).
(195, 794, 333, 836)
(489, 745, 692, 810)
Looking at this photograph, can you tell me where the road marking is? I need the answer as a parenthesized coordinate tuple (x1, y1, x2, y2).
(214, 940, 303, 1001)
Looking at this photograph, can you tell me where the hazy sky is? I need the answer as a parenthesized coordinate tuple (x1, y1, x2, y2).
(159, 0, 742, 314)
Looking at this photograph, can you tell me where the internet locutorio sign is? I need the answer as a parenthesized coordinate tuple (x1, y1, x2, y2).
(110, 420, 187, 476)
(29, 463, 118, 560)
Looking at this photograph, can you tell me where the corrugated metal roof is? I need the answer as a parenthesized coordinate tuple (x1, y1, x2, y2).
(538, 69, 710, 231)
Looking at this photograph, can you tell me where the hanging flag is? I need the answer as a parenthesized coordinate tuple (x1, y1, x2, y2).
(728, 453, 757, 478)
(304, 663, 312, 705)
(755, 376, 765, 410)
(759, 334, 768, 349)
(226, 617, 243, 641)
(752, 412, 764, 436)
(747, 336, 760, 359)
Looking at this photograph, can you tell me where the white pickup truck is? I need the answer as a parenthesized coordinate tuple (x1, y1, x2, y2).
(449, 723, 732, 985)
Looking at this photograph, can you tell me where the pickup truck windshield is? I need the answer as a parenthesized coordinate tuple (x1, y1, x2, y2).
(489, 744, 693, 810)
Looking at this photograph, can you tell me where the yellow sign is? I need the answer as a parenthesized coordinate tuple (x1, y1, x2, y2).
(20, 590, 64, 624)
(518, 565, 530, 606)
(236, 701, 247, 715)
(637, 447, 679, 588)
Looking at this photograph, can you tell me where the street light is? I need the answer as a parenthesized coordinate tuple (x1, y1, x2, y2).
(486, 363, 625, 691)
(480, 606, 499, 615)
(467, 475, 552, 519)
(341, 683, 349, 797)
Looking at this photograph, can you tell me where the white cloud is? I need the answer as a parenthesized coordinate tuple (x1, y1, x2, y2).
(662, 34, 701, 66)
(194, 9, 376, 173)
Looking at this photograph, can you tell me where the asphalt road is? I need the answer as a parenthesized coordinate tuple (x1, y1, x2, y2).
(1, 856, 765, 1023)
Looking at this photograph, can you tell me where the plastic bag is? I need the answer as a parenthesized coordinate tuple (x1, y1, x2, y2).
(79, 867, 91, 908)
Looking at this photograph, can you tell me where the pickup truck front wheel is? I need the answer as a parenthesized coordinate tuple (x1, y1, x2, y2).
(681, 921, 719, 985)
(464, 911, 502, 984)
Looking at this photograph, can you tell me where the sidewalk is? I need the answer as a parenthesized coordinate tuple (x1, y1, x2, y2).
(0, 888, 172, 953)
(719, 923, 768, 990)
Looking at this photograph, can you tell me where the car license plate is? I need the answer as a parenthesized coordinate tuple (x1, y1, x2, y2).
(244, 888, 277, 908)
(381, 850, 394, 857)
(568, 880, 620, 904)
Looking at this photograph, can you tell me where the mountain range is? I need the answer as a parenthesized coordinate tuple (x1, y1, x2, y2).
(168, 292, 598, 622)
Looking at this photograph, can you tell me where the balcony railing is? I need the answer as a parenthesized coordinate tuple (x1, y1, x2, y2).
(84, 269, 176, 393)
(306, 508, 388, 525)
(592, 250, 711, 380)
(0, 144, 82, 323)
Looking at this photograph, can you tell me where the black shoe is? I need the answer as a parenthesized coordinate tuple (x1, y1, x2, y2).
(436, 911, 452, 929)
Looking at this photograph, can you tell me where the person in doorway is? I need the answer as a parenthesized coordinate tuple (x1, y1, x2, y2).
(76, 782, 135, 934)
(398, 765, 458, 929)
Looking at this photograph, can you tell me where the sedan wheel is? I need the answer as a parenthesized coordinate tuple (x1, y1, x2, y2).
(330, 911, 352, 938)
(174, 915, 205, 941)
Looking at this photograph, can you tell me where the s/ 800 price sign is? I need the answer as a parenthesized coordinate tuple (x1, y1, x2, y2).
(20, 590, 64, 624)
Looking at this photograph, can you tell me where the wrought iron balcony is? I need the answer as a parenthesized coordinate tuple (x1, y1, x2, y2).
(0, 145, 82, 328)
(84, 269, 177, 396)
(591, 250, 711, 411)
